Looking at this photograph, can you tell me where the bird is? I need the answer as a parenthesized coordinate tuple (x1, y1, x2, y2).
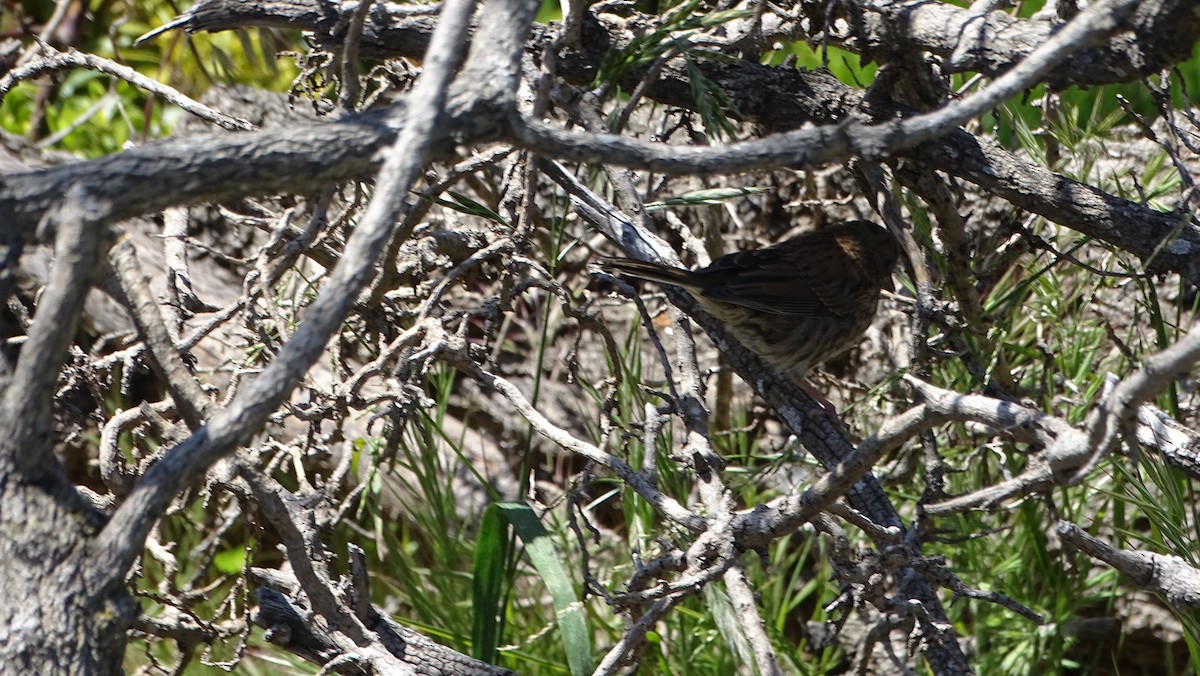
(599, 220, 900, 380)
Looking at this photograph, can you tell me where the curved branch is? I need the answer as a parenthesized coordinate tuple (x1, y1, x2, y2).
(798, 0, 1200, 88)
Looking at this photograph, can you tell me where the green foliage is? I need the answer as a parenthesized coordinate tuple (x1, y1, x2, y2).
(593, 0, 748, 138)
(645, 186, 769, 210)
(472, 505, 509, 665)
(0, 0, 299, 157)
(893, 64, 1200, 674)
(763, 42, 878, 88)
(536, 0, 564, 23)
(497, 502, 593, 675)
(426, 189, 512, 225)
(596, 0, 750, 84)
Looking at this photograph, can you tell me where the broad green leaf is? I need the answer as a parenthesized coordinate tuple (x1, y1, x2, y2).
(498, 502, 592, 676)
(471, 504, 509, 664)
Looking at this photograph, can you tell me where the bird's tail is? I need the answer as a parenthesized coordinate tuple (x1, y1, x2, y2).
(597, 257, 696, 289)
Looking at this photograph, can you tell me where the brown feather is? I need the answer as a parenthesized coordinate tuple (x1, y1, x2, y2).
(599, 220, 900, 378)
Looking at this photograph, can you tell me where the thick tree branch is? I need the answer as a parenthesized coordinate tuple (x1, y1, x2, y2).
(0, 188, 108, 478)
(798, 0, 1200, 88)
(0, 188, 132, 670)
(1058, 521, 1200, 610)
(6, 0, 1199, 285)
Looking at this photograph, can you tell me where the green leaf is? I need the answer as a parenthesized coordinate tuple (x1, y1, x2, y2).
(684, 56, 740, 140)
(471, 504, 509, 664)
(703, 584, 753, 669)
(498, 502, 592, 676)
(213, 547, 246, 575)
(699, 8, 752, 27)
(536, 0, 562, 22)
(422, 189, 510, 226)
(593, 0, 748, 86)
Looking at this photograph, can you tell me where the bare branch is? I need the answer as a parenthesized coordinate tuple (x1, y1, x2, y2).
(105, 240, 213, 428)
(914, 326, 1200, 514)
(723, 564, 784, 676)
(87, 0, 484, 590)
(1058, 521, 1200, 610)
(443, 346, 708, 532)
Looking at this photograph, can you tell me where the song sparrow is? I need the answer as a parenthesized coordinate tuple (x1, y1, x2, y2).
(600, 220, 900, 379)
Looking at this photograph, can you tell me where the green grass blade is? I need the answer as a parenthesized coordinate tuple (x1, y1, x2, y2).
(472, 504, 509, 664)
(498, 502, 593, 676)
(644, 186, 768, 210)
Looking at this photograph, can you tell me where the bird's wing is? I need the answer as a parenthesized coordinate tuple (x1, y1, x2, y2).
(697, 239, 873, 318)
